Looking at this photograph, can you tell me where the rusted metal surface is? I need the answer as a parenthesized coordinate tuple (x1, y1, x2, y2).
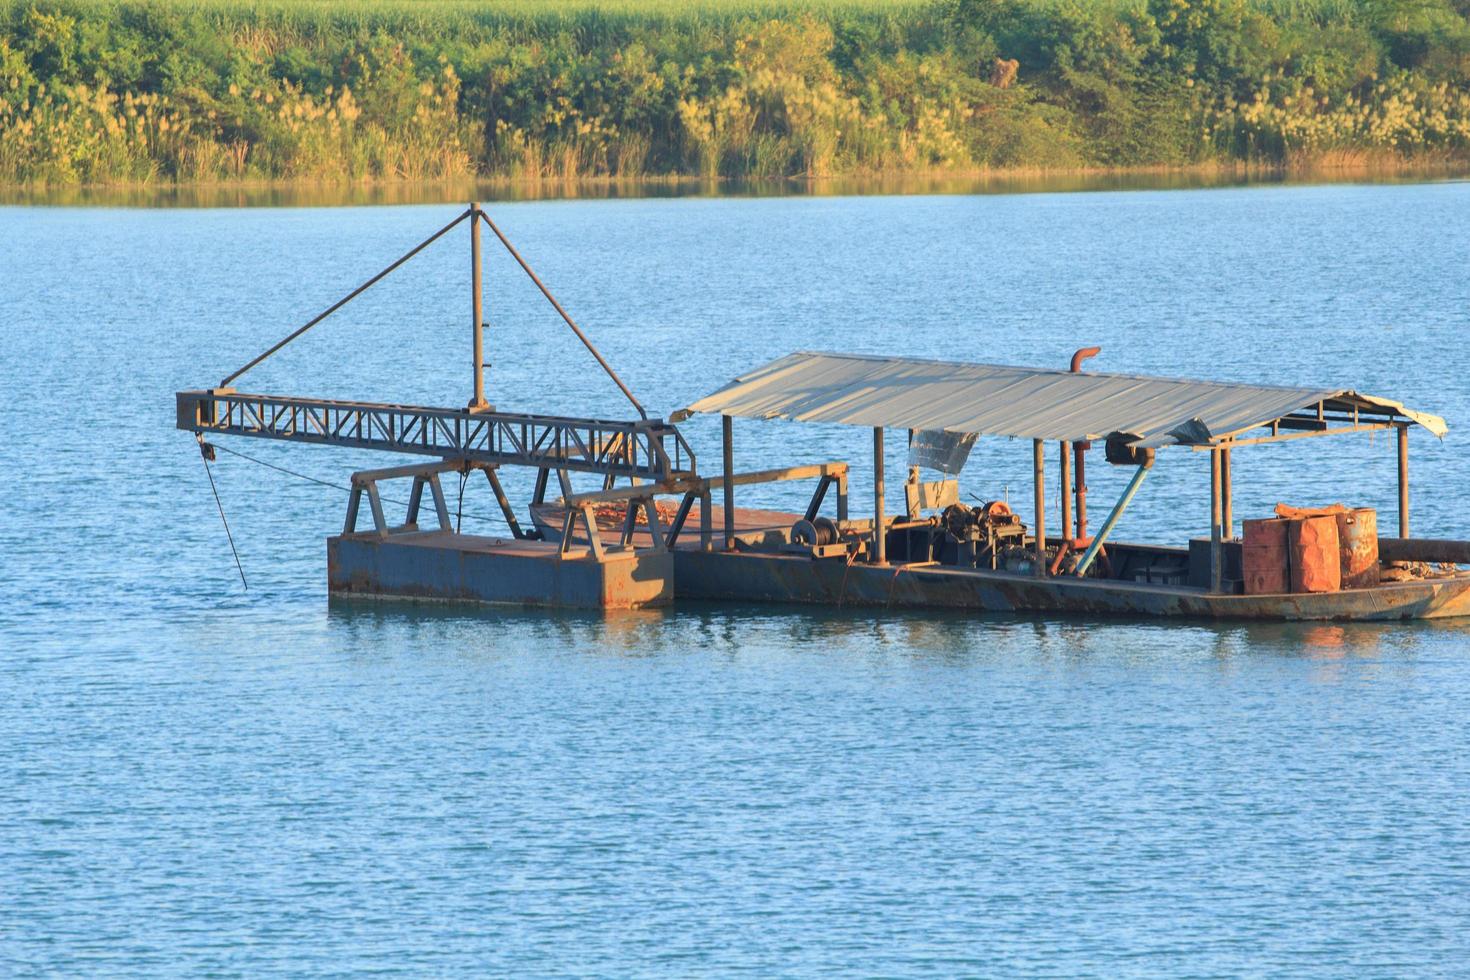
(1070, 346, 1102, 374)
(534, 503, 803, 553)
(1399, 424, 1411, 538)
(1288, 515, 1341, 593)
(1337, 508, 1379, 589)
(1211, 449, 1223, 593)
(177, 390, 694, 481)
(672, 549, 1470, 620)
(551, 461, 848, 555)
(328, 531, 673, 609)
(1068, 347, 1100, 546)
(673, 351, 1447, 447)
(1379, 538, 1470, 564)
(1242, 518, 1290, 595)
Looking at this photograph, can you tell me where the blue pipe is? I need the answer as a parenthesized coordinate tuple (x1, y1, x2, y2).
(1074, 463, 1151, 577)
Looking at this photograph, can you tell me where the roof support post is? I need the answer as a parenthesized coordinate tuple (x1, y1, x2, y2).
(722, 414, 735, 551)
(873, 427, 887, 565)
(1059, 441, 1072, 549)
(1221, 446, 1233, 540)
(1033, 439, 1046, 577)
(1211, 448, 1223, 594)
(1398, 423, 1410, 538)
(699, 487, 712, 552)
(906, 429, 920, 520)
(470, 202, 486, 410)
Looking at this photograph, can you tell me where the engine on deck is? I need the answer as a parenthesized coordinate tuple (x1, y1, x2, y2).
(937, 501, 1030, 570)
(785, 498, 1052, 572)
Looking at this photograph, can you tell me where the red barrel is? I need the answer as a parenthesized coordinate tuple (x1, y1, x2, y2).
(1289, 515, 1341, 593)
(1242, 518, 1290, 595)
(1335, 507, 1379, 589)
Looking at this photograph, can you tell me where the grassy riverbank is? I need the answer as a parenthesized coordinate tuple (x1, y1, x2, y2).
(2, 0, 1469, 186)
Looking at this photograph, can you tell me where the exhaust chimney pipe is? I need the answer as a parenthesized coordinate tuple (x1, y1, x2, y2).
(1070, 347, 1101, 545)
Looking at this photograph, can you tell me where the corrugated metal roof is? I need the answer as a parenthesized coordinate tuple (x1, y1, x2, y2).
(674, 352, 1447, 446)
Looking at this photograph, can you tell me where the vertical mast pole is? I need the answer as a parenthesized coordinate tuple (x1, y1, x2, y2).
(470, 202, 486, 410)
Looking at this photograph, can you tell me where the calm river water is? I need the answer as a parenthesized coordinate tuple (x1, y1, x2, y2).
(5, 181, 1470, 975)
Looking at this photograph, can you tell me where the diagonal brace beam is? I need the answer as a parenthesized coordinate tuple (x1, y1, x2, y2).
(220, 208, 472, 388)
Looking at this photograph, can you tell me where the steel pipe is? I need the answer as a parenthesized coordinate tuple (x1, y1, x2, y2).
(1399, 424, 1410, 538)
(1379, 537, 1470, 564)
(1069, 346, 1101, 543)
(1074, 463, 1151, 577)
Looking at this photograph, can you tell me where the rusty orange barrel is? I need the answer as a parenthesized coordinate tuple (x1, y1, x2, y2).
(1335, 507, 1379, 589)
(1242, 518, 1290, 595)
(1288, 515, 1341, 593)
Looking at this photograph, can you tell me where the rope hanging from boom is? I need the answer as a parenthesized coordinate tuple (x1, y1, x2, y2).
(197, 435, 247, 591)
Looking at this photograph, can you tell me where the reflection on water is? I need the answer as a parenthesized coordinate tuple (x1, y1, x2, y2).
(328, 591, 1467, 664)
(8, 166, 1469, 209)
(327, 592, 674, 654)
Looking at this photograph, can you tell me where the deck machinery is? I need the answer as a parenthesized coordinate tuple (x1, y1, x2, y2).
(180, 208, 1470, 620)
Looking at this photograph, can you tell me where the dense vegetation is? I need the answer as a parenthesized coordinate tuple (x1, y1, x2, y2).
(2, 0, 1469, 185)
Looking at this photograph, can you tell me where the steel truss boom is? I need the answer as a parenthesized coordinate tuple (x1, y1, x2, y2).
(177, 390, 696, 482)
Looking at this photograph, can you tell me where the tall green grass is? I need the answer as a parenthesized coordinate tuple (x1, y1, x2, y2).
(1, 0, 1468, 185)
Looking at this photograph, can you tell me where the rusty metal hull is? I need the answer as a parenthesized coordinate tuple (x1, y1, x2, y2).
(329, 531, 673, 609)
(673, 551, 1470, 621)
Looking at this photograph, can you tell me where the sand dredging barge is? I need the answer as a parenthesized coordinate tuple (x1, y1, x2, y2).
(179, 206, 1470, 621)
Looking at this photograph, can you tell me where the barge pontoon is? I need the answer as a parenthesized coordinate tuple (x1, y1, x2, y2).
(177, 206, 1470, 621)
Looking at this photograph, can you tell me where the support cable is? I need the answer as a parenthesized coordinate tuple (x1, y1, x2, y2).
(476, 211, 647, 419)
(220, 208, 473, 388)
(206, 441, 501, 527)
(456, 469, 468, 534)
(197, 436, 247, 591)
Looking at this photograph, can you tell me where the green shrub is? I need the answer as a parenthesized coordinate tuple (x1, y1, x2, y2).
(0, 0, 1467, 184)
